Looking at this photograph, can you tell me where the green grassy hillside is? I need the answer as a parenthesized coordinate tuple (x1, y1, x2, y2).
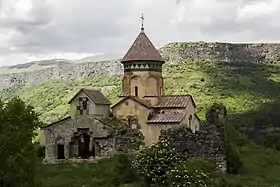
(2, 60, 280, 186)
(1, 60, 279, 124)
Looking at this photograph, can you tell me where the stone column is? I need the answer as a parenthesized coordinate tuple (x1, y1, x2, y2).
(44, 131, 55, 160)
(50, 142, 56, 159)
(50, 134, 56, 159)
(89, 134, 93, 152)
(73, 138, 79, 158)
(45, 144, 52, 159)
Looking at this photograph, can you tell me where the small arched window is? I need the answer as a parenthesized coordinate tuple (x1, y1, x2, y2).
(188, 115, 193, 127)
(135, 86, 138, 97)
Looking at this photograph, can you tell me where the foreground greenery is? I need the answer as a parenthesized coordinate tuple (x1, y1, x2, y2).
(0, 98, 43, 187)
(0, 97, 226, 187)
(2, 59, 280, 186)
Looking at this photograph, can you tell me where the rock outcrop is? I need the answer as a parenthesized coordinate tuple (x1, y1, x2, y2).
(1, 42, 280, 88)
(0, 60, 123, 88)
(160, 42, 280, 64)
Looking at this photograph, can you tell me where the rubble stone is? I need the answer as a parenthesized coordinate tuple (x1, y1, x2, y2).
(159, 103, 228, 172)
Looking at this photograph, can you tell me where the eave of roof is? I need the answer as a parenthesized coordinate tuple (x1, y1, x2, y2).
(41, 116, 71, 129)
(68, 88, 111, 105)
(121, 29, 165, 63)
(111, 96, 151, 109)
(195, 113, 201, 122)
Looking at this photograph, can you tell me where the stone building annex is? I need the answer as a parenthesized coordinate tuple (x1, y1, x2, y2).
(41, 20, 201, 164)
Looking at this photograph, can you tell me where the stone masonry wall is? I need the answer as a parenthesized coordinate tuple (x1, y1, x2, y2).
(115, 128, 145, 153)
(159, 103, 228, 172)
(1, 42, 280, 88)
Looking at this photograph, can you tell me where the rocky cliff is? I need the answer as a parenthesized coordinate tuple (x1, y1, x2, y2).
(1, 42, 280, 88)
(0, 60, 123, 88)
(160, 42, 280, 64)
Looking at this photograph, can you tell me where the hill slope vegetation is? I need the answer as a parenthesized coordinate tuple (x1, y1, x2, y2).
(2, 48, 280, 185)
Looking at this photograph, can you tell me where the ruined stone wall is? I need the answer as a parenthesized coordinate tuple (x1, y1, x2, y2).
(114, 115, 145, 153)
(43, 115, 145, 164)
(159, 103, 228, 172)
(115, 128, 144, 153)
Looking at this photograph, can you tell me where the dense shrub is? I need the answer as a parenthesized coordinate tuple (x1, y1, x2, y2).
(166, 158, 215, 187)
(213, 175, 243, 187)
(33, 142, 45, 158)
(259, 134, 280, 150)
(132, 140, 182, 186)
(111, 154, 140, 185)
(226, 144, 243, 174)
(132, 140, 217, 186)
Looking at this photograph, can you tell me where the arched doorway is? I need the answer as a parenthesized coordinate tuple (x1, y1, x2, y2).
(57, 144, 65, 159)
(78, 133, 91, 159)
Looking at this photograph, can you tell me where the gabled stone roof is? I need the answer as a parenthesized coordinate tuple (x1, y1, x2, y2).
(111, 96, 151, 109)
(68, 88, 111, 105)
(121, 29, 165, 63)
(41, 116, 71, 129)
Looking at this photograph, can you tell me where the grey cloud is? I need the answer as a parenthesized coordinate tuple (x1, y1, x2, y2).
(1, 0, 142, 54)
(0, 0, 280, 65)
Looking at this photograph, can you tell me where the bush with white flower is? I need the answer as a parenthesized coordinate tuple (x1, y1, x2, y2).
(132, 139, 182, 185)
(132, 139, 215, 186)
(165, 158, 214, 187)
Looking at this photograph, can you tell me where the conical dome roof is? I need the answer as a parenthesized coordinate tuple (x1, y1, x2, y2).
(121, 28, 165, 63)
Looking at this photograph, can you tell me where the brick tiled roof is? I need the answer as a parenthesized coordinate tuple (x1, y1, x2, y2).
(153, 95, 193, 108)
(147, 111, 186, 123)
(121, 29, 165, 63)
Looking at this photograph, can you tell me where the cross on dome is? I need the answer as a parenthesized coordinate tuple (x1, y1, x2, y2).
(141, 13, 144, 31)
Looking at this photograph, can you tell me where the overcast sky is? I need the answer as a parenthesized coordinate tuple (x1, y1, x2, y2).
(0, 0, 280, 66)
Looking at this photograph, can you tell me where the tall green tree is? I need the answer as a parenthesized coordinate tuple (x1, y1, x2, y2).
(0, 97, 43, 187)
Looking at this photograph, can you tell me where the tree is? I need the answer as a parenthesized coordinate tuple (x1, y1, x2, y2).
(0, 97, 43, 187)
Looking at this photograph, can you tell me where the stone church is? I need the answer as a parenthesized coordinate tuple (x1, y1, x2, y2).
(41, 23, 200, 164)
